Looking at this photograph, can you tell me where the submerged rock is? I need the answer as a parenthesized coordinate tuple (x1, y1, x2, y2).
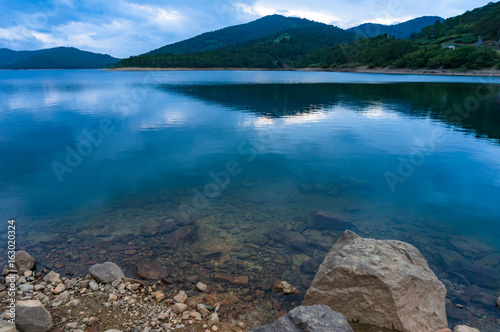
(251, 305, 353, 332)
(303, 230, 447, 332)
(135, 261, 169, 280)
(16, 300, 53, 332)
(164, 225, 197, 249)
(265, 227, 307, 251)
(273, 280, 299, 295)
(307, 210, 354, 231)
(213, 275, 248, 287)
(300, 257, 324, 274)
(88, 262, 124, 283)
(457, 262, 500, 289)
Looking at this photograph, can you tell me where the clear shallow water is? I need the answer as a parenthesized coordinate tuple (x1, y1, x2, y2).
(1, 70, 500, 330)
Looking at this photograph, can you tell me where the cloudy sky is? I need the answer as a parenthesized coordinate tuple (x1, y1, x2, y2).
(0, 0, 493, 58)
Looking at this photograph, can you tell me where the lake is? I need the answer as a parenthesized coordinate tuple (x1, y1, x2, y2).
(1, 70, 499, 330)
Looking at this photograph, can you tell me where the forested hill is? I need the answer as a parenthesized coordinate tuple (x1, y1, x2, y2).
(349, 16, 444, 39)
(121, 25, 354, 68)
(145, 14, 347, 56)
(0, 47, 120, 69)
(417, 1, 500, 43)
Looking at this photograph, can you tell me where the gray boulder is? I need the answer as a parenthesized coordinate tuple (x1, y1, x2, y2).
(2, 251, 36, 275)
(88, 262, 124, 283)
(303, 230, 447, 332)
(15, 300, 53, 332)
(252, 305, 353, 332)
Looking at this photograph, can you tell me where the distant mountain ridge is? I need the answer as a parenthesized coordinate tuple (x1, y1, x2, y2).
(349, 16, 444, 39)
(0, 47, 120, 69)
(145, 14, 349, 56)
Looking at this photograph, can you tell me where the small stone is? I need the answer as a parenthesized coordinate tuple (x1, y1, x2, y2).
(43, 271, 60, 283)
(453, 326, 480, 332)
(66, 322, 78, 329)
(496, 296, 500, 310)
(188, 275, 200, 283)
(111, 278, 122, 288)
(89, 280, 99, 291)
(196, 282, 208, 292)
(190, 311, 202, 320)
(173, 303, 188, 313)
(88, 262, 124, 283)
(20, 284, 34, 292)
(54, 290, 70, 304)
(158, 312, 169, 320)
(53, 283, 66, 294)
(208, 313, 219, 327)
(34, 284, 45, 291)
(174, 290, 188, 303)
(154, 291, 166, 302)
(66, 299, 81, 307)
(108, 293, 118, 304)
(23, 270, 33, 277)
(212, 326, 218, 331)
(273, 280, 299, 295)
(197, 305, 210, 318)
(88, 317, 99, 326)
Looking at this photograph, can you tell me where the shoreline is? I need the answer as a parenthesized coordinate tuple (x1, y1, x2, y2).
(108, 66, 500, 77)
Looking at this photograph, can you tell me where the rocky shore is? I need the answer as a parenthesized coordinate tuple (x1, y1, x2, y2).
(0, 252, 247, 331)
(1, 228, 497, 332)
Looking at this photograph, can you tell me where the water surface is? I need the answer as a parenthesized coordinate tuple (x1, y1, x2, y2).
(1, 70, 499, 330)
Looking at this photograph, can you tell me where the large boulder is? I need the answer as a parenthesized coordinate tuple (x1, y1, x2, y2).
(15, 300, 53, 332)
(88, 262, 124, 283)
(303, 230, 447, 332)
(252, 305, 353, 332)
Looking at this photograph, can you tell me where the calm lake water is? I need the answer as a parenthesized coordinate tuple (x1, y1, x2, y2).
(1, 70, 500, 330)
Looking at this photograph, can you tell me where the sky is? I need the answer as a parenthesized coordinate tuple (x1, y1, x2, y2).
(0, 0, 494, 58)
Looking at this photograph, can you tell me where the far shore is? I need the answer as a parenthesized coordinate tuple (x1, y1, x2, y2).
(108, 66, 500, 77)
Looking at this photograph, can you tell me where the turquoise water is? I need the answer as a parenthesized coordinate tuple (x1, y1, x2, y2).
(1, 70, 499, 329)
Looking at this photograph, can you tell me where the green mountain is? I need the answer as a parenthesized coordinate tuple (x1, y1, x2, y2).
(0, 47, 120, 69)
(349, 16, 444, 39)
(120, 24, 354, 68)
(145, 14, 346, 56)
(119, 2, 500, 71)
(418, 1, 500, 44)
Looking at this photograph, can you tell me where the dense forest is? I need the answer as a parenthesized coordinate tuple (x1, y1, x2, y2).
(118, 2, 500, 71)
(145, 15, 345, 56)
(121, 26, 354, 68)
